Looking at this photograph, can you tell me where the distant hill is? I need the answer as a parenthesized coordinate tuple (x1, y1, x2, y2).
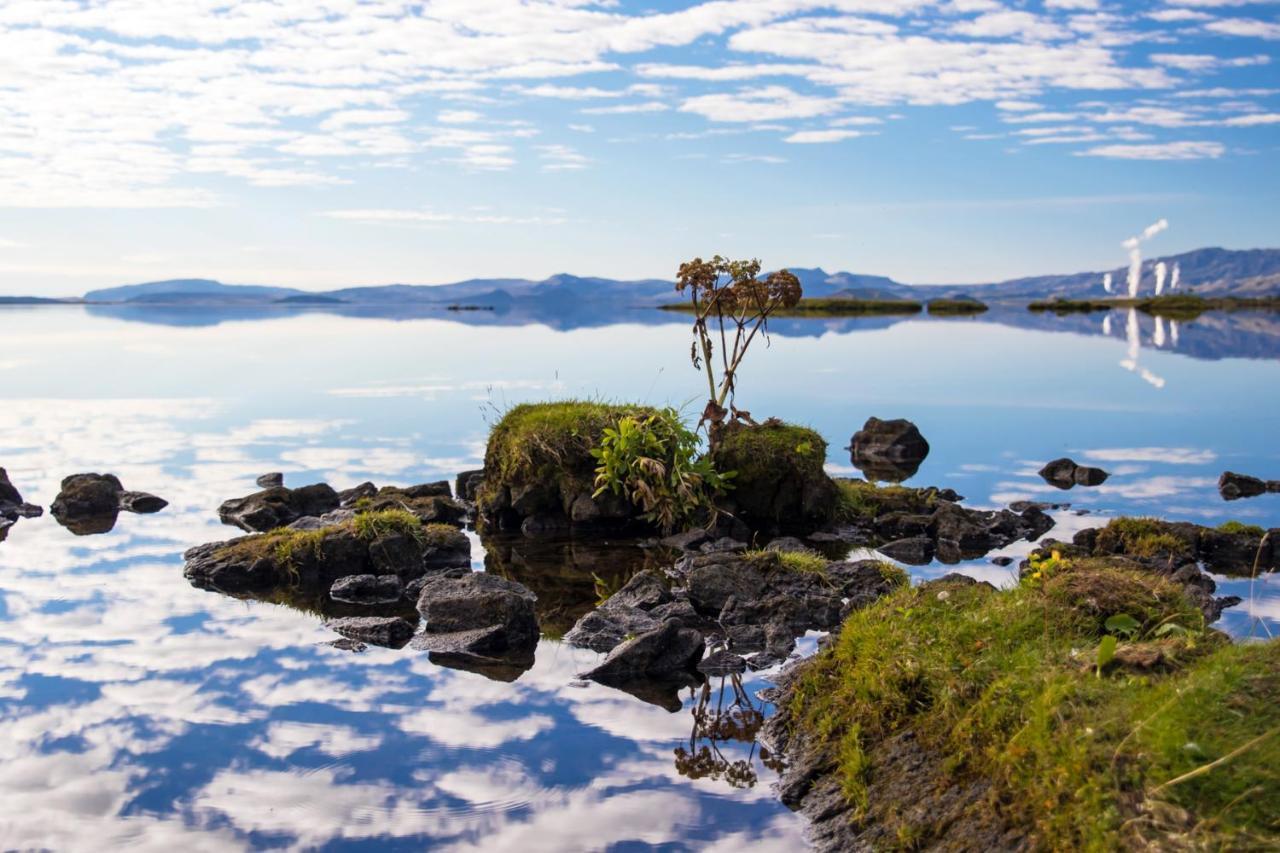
(943, 247, 1280, 300)
(12, 246, 1277, 309)
(85, 278, 304, 303)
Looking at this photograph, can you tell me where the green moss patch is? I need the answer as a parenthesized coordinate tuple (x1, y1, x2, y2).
(710, 421, 838, 529)
(1218, 520, 1266, 537)
(835, 479, 943, 521)
(477, 400, 658, 516)
(785, 560, 1279, 848)
(1094, 517, 1194, 559)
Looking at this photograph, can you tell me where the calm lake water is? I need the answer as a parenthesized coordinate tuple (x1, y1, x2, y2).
(1, 304, 1278, 850)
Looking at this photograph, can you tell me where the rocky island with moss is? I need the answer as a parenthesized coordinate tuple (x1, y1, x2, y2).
(164, 255, 1280, 849)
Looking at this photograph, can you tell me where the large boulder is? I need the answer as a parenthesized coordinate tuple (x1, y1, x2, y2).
(563, 569, 673, 652)
(415, 572, 539, 655)
(710, 421, 839, 533)
(218, 483, 341, 532)
(1219, 471, 1280, 501)
(850, 417, 929, 483)
(1038, 458, 1108, 490)
(474, 401, 658, 534)
(51, 473, 123, 518)
(685, 554, 765, 613)
(580, 620, 705, 682)
(50, 473, 167, 535)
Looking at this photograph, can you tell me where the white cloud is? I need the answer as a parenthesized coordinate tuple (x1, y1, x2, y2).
(681, 85, 841, 122)
(580, 101, 670, 114)
(1205, 18, 1280, 39)
(784, 128, 866, 142)
(1076, 140, 1225, 159)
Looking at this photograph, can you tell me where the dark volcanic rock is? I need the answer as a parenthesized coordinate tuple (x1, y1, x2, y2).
(330, 573, 403, 605)
(850, 417, 929, 483)
(1218, 471, 1280, 501)
(1038, 457, 1108, 490)
(256, 472, 284, 489)
(580, 620, 705, 682)
(325, 615, 415, 649)
(878, 536, 935, 565)
(659, 528, 711, 552)
(608, 570, 672, 610)
(416, 572, 539, 654)
(455, 469, 485, 502)
(0, 467, 41, 522)
(564, 605, 661, 652)
(51, 473, 123, 519)
(218, 483, 341, 532)
(50, 473, 167, 534)
(337, 481, 377, 507)
(118, 491, 168, 513)
(685, 556, 765, 613)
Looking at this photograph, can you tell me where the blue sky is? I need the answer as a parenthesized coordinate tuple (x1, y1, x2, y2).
(0, 0, 1277, 296)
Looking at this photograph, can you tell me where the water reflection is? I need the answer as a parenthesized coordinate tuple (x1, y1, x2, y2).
(0, 307, 1277, 848)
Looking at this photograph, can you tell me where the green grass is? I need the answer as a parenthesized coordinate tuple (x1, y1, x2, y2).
(745, 548, 830, 575)
(786, 559, 1280, 848)
(1218, 520, 1266, 537)
(660, 298, 924, 316)
(926, 299, 989, 315)
(214, 509, 444, 584)
(710, 421, 838, 526)
(478, 400, 658, 506)
(1094, 517, 1193, 559)
(835, 479, 938, 521)
(352, 508, 424, 541)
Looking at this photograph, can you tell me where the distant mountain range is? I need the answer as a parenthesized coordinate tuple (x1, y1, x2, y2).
(10, 246, 1280, 309)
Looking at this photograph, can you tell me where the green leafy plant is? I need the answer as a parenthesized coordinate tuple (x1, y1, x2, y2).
(591, 407, 732, 533)
(674, 256, 803, 446)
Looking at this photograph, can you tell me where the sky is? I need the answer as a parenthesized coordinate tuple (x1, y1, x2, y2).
(0, 0, 1277, 296)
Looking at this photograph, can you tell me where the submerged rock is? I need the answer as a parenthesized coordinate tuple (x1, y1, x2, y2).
(415, 572, 539, 655)
(850, 417, 929, 483)
(1038, 457, 1109, 490)
(325, 615, 415, 649)
(1218, 470, 1280, 501)
(330, 573, 403, 605)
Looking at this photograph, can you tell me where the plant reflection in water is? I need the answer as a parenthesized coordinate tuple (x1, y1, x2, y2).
(674, 672, 782, 789)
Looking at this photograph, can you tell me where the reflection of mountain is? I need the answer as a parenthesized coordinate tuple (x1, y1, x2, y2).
(49, 246, 1280, 315)
(980, 305, 1280, 362)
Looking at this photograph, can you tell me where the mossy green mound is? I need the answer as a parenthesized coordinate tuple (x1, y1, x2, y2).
(782, 560, 1280, 849)
(477, 401, 659, 530)
(710, 421, 839, 531)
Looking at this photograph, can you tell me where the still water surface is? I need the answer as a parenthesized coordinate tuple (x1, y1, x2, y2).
(1, 305, 1277, 849)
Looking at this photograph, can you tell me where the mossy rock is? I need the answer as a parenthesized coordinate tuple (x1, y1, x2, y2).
(476, 401, 658, 532)
(710, 421, 838, 532)
(776, 559, 1280, 849)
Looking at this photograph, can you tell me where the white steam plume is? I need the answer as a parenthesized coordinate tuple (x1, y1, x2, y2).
(1154, 261, 1167, 296)
(1170, 263, 1180, 291)
(1103, 272, 1113, 293)
(1122, 218, 1169, 298)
